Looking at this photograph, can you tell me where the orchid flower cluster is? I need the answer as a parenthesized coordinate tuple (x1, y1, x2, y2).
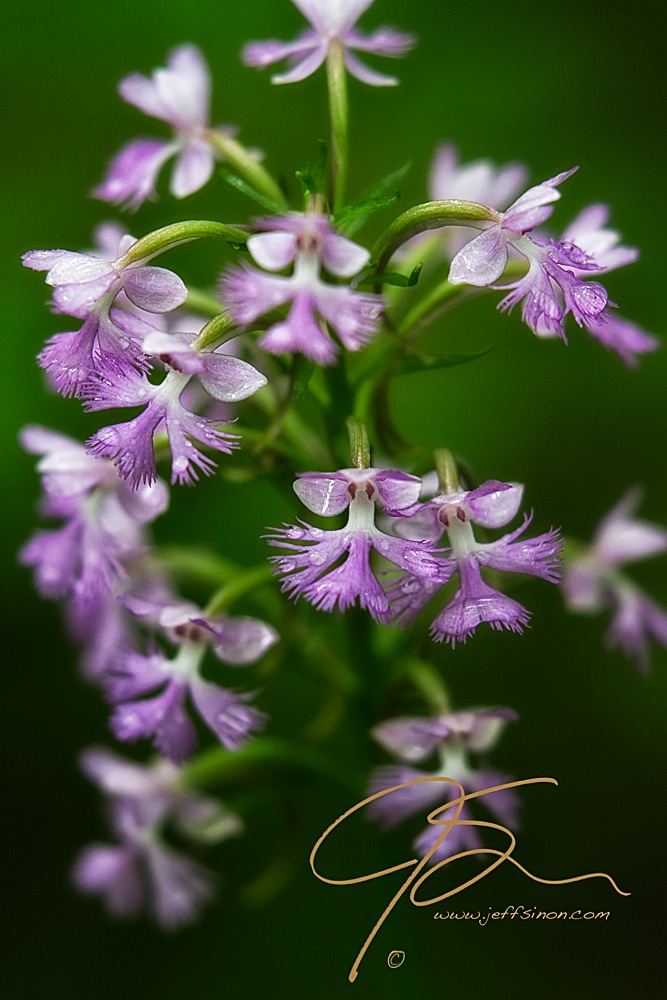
(20, 0, 665, 932)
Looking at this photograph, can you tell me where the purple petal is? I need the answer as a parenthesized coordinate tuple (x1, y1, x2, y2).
(320, 233, 370, 278)
(585, 311, 659, 368)
(469, 767, 520, 828)
(206, 615, 279, 665)
(414, 806, 483, 865)
(171, 140, 215, 198)
(464, 480, 523, 528)
(431, 558, 531, 646)
(190, 680, 265, 749)
(160, 44, 211, 129)
(595, 490, 667, 565)
(87, 405, 163, 489)
(371, 718, 452, 763)
(111, 680, 198, 763)
(144, 843, 213, 928)
(342, 51, 400, 87)
(72, 844, 145, 917)
(367, 766, 446, 828)
(247, 232, 298, 271)
(449, 227, 508, 286)
(93, 139, 174, 211)
(221, 265, 293, 325)
(259, 291, 339, 365)
(242, 35, 319, 69)
(346, 26, 416, 57)
(270, 44, 327, 85)
(373, 469, 423, 511)
(198, 353, 268, 402)
(475, 517, 563, 583)
(123, 266, 188, 314)
(293, 472, 351, 516)
(314, 284, 382, 352)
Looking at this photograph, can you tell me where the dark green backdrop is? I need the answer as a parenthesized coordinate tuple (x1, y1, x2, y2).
(3, 1, 666, 997)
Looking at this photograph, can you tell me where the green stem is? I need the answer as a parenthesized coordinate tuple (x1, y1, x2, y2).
(180, 737, 362, 794)
(397, 276, 464, 337)
(186, 286, 226, 318)
(206, 130, 288, 210)
(118, 220, 249, 266)
(205, 565, 275, 616)
(150, 545, 239, 587)
(193, 311, 236, 351)
(326, 41, 349, 212)
(373, 200, 499, 275)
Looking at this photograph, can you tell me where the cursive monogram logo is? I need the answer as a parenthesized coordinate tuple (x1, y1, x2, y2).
(310, 776, 630, 982)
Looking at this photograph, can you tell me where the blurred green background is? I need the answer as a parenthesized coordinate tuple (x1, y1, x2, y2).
(3, 0, 666, 997)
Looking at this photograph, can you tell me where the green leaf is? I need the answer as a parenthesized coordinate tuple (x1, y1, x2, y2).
(220, 169, 286, 213)
(292, 356, 316, 402)
(396, 344, 495, 376)
(295, 141, 329, 196)
(362, 261, 423, 288)
(336, 162, 411, 235)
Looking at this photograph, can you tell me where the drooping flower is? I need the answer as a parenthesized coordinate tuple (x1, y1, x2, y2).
(94, 45, 230, 210)
(367, 706, 519, 865)
(22, 229, 187, 397)
(388, 480, 562, 645)
(266, 467, 448, 622)
(242, 0, 415, 87)
(72, 747, 242, 927)
(104, 593, 276, 762)
(19, 425, 169, 636)
(222, 212, 382, 365)
(563, 490, 667, 673)
(447, 169, 657, 364)
(84, 339, 267, 488)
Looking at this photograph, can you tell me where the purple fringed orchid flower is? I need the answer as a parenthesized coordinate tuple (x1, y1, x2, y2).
(563, 490, 667, 673)
(367, 706, 519, 865)
(73, 747, 242, 927)
(84, 338, 267, 488)
(266, 467, 448, 622)
(94, 45, 229, 210)
(242, 0, 415, 87)
(22, 229, 187, 397)
(221, 212, 382, 365)
(388, 480, 562, 646)
(19, 425, 168, 638)
(103, 594, 277, 762)
(448, 169, 657, 365)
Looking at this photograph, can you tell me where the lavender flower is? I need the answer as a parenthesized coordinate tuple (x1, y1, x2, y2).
(447, 169, 657, 364)
(563, 490, 667, 672)
(242, 0, 415, 87)
(19, 425, 168, 637)
(222, 212, 382, 364)
(94, 45, 229, 210)
(104, 594, 277, 762)
(73, 747, 242, 927)
(267, 467, 447, 622)
(389, 480, 562, 645)
(84, 340, 267, 488)
(367, 706, 519, 865)
(23, 229, 187, 397)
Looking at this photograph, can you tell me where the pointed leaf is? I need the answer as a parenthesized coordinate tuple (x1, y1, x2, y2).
(397, 344, 495, 376)
(220, 170, 286, 213)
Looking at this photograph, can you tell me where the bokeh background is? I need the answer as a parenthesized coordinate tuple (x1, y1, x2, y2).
(3, 0, 666, 997)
